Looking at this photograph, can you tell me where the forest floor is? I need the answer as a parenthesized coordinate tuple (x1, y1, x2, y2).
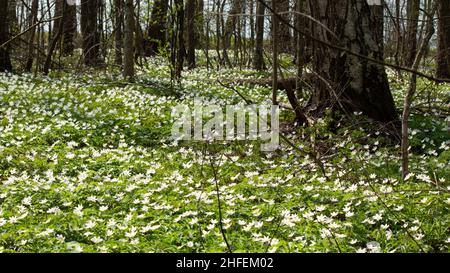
(0, 58, 449, 252)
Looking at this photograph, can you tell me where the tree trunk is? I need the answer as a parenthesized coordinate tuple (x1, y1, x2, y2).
(63, 1, 77, 55)
(186, 0, 198, 69)
(308, 0, 398, 123)
(0, 0, 12, 71)
(134, 1, 145, 59)
(402, 3, 436, 178)
(54, 0, 77, 56)
(214, 0, 223, 65)
(437, 0, 450, 78)
(248, 0, 254, 65)
(6, 0, 17, 66)
(404, 0, 420, 67)
(196, 0, 205, 58)
(114, 0, 124, 65)
(25, 0, 38, 72)
(43, 0, 66, 74)
(145, 0, 169, 56)
(295, 0, 307, 93)
(81, 0, 102, 66)
(393, 0, 403, 79)
(253, 0, 265, 70)
(272, 0, 278, 105)
(175, 0, 185, 78)
(276, 0, 292, 53)
(7, 0, 17, 35)
(369, 1, 384, 57)
(223, 0, 243, 66)
(123, 0, 134, 78)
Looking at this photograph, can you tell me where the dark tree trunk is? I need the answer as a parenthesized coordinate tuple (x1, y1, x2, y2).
(7, 0, 17, 35)
(145, 0, 169, 56)
(294, 0, 307, 92)
(175, 0, 185, 78)
(134, 1, 145, 59)
(99, 0, 106, 58)
(54, 0, 76, 56)
(272, 0, 278, 104)
(437, 0, 450, 79)
(63, 1, 77, 55)
(25, 0, 38, 72)
(369, 2, 384, 57)
(81, 0, 102, 66)
(43, 0, 66, 74)
(253, 0, 265, 70)
(186, 0, 198, 69)
(223, 0, 243, 66)
(54, 0, 64, 47)
(0, 0, 12, 71)
(248, 0, 255, 65)
(114, 0, 124, 65)
(394, 0, 402, 76)
(276, 0, 292, 53)
(6, 0, 17, 64)
(309, 0, 398, 123)
(404, 0, 420, 67)
(197, 0, 204, 45)
(123, 0, 134, 78)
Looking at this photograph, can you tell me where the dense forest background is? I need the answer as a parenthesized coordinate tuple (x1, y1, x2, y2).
(0, 0, 448, 253)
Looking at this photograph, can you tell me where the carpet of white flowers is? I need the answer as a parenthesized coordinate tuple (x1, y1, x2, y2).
(0, 60, 449, 253)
